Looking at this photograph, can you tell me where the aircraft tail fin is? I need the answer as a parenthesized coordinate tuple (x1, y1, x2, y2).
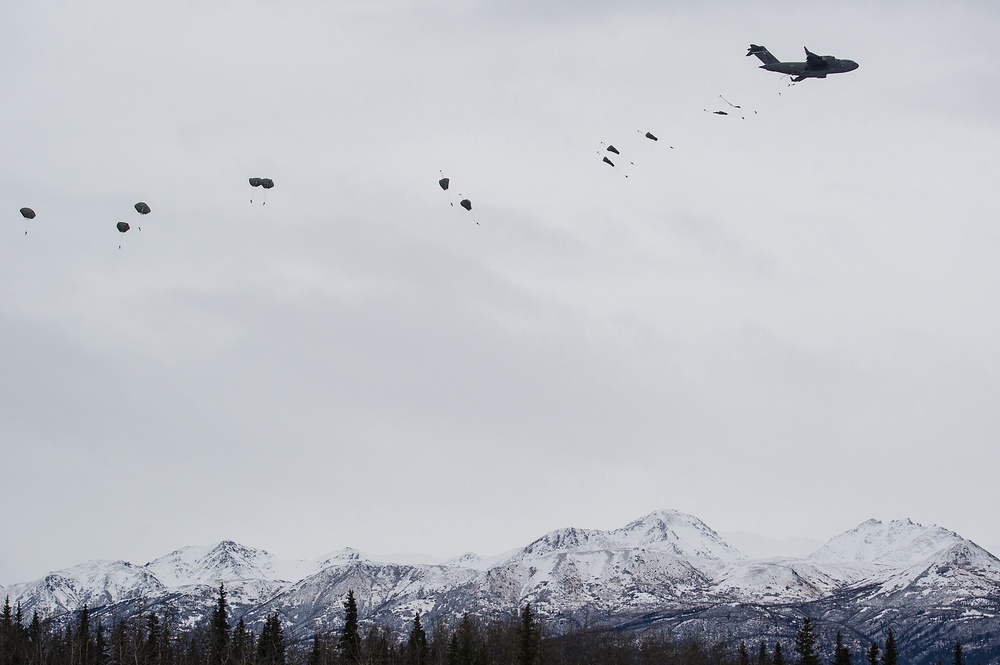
(746, 44, 778, 65)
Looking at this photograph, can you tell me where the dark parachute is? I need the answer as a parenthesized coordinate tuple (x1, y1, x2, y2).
(438, 171, 455, 207)
(460, 199, 472, 211)
(134, 202, 150, 229)
(249, 177, 273, 204)
(20, 207, 36, 219)
(602, 156, 615, 167)
(606, 145, 621, 155)
(116, 221, 130, 248)
(644, 132, 658, 141)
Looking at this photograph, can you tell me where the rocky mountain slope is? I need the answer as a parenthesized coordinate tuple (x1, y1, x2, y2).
(3, 510, 997, 663)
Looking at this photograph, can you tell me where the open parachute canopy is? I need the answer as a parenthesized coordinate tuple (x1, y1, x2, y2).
(19, 207, 35, 219)
(460, 199, 472, 211)
(439, 177, 450, 191)
(134, 202, 151, 215)
(260, 178, 274, 189)
(249, 177, 262, 187)
(116, 221, 130, 233)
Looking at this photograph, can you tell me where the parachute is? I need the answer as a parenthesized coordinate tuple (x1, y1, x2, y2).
(437, 171, 456, 207)
(602, 156, 615, 167)
(460, 199, 472, 211)
(133, 202, 151, 230)
(249, 177, 273, 204)
(644, 132, 658, 141)
(116, 221, 130, 249)
(19, 207, 36, 235)
(606, 145, 621, 155)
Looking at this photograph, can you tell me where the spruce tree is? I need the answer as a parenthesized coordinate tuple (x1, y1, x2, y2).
(883, 630, 898, 665)
(517, 604, 540, 665)
(866, 642, 880, 665)
(94, 622, 108, 665)
(28, 611, 44, 665)
(75, 606, 93, 665)
(774, 642, 785, 665)
(405, 612, 428, 665)
(739, 642, 750, 665)
(793, 618, 820, 665)
(337, 590, 361, 664)
(208, 584, 230, 665)
(447, 614, 478, 665)
(953, 643, 964, 665)
(758, 642, 772, 665)
(231, 617, 255, 665)
(307, 635, 327, 665)
(257, 614, 286, 665)
(833, 631, 852, 665)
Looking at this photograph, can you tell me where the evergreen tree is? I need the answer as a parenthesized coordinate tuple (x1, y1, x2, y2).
(337, 590, 361, 664)
(793, 618, 819, 665)
(405, 612, 428, 665)
(739, 642, 750, 665)
(833, 632, 852, 665)
(230, 617, 254, 665)
(866, 643, 880, 665)
(143, 614, 162, 665)
(1, 597, 13, 665)
(447, 615, 478, 665)
(257, 614, 286, 665)
(208, 585, 230, 665)
(307, 635, 329, 665)
(517, 605, 539, 665)
(882, 630, 897, 665)
(75, 606, 94, 665)
(94, 622, 108, 665)
(27, 611, 44, 665)
(953, 643, 964, 665)
(758, 642, 772, 665)
(774, 643, 785, 665)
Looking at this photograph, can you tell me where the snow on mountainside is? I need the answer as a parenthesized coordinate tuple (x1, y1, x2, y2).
(3, 560, 164, 615)
(811, 518, 966, 567)
(4, 509, 1000, 663)
(145, 540, 319, 586)
(611, 509, 744, 561)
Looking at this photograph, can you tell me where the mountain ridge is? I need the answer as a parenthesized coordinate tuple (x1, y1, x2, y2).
(3, 509, 998, 662)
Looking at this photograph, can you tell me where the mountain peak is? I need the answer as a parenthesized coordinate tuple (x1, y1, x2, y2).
(615, 509, 744, 561)
(811, 518, 963, 567)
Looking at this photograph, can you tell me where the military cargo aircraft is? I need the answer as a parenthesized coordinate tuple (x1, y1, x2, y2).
(746, 45, 858, 82)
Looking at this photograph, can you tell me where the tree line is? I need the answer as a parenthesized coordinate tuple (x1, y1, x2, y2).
(0, 591, 972, 665)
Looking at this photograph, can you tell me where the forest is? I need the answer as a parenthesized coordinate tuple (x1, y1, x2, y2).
(0, 588, 968, 665)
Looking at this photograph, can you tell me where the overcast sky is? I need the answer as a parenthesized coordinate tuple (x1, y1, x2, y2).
(2, 0, 999, 584)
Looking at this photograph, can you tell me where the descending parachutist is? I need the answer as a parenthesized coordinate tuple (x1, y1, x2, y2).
(459, 197, 478, 224)
(438, 170, 454, 206)
(720, 95, 741, 109)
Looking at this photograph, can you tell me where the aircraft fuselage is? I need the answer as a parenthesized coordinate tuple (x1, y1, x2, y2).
(760, 58, 859, 78)
(747, 45, 858, 82)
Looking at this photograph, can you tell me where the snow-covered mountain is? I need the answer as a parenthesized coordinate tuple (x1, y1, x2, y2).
(3, 510, 998, 663)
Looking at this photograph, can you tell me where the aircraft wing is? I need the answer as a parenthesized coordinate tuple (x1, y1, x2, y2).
(804, 48, 828, 68)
